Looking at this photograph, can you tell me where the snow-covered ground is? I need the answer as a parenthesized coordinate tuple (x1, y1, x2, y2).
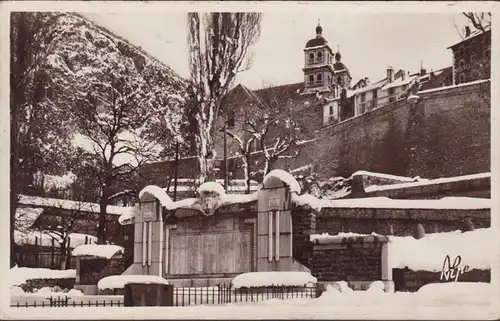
(228, 281, 492, 307)
(6, 282, 496, 320)
(232, 272, 317, 289)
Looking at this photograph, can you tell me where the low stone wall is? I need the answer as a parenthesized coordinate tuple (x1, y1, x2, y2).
(392, 268, 490, 292)
(292, 207, 317, 268)
(19, 278, 76, 292)
(364, 175, 491, 199)
(310, 235, 392, 291)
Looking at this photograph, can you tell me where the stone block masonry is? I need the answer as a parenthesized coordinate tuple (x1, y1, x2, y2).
(315, 81, 490, 178)
(315, 207, 490, 236)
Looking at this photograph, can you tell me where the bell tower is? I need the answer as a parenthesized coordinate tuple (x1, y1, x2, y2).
(303, 22, 335, 94)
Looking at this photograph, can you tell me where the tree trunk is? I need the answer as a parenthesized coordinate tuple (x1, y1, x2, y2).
(195, 128, 215, 184)
(10, 13, 27, 268)
(245, 151, 251, 194)
(98, 187, 110, 244)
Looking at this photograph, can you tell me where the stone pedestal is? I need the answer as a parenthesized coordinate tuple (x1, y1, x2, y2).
(124, 283, 174, 307)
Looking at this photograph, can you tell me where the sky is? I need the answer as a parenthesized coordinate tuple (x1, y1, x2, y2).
(84, 12, 470, 90)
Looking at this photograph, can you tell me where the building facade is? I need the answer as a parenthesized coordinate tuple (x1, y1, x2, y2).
(448, 26, 491, 85)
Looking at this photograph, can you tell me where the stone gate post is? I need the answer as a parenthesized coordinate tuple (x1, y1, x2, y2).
(256, 175, 294, 271)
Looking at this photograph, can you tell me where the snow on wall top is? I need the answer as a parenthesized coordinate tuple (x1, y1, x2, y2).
(350, 170, 418, 182)
(71, 244, 124, 259)
(292, 195, 490, 212)
(9, 266, 76, 287)
(364, 172, 490, 193)
(98, 275, 169, 290)
(18, 195, 134, 216)
(198, 182, 226, 195)
(232, 272, 317, 289)
(263, 169, 301, 193)
(119, 184, 259, 225)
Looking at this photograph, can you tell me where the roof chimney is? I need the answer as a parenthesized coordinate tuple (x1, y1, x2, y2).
(465, 26, 471, 37)
(387, 66, 394, 83)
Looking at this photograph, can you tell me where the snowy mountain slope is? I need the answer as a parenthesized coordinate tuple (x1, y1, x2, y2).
(42, 12, 189, 144)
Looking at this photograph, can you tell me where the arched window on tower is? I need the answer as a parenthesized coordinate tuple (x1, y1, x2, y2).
(308, 53, 314, 64)
(317, 51, 323, 63)
(317, 73, 323, 84)
(337, 75, 342, 86)
(309, 74, 314, 84)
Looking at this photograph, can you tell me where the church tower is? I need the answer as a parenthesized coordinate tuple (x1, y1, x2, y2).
(302, 23, 336, 95)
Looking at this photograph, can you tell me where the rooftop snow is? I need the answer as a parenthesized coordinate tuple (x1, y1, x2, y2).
(15, 207, 44, 232)
(381, 75, 417, 91)
(15, 230, 97, 248)
(263, 169, 301, 193)
(232, 272, 317, 289)
(18, 194, 134, 216)
(98, 275, 169, 290)
(364, 172, 490, 193)
(292, 195, 490, 212)
(71, 244, 124, 259)
(9, 266, 76, 286)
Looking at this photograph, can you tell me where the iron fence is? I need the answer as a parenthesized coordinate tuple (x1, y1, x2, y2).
(11, 284, 320, 308)
(173, 284, 320, 306)
(10, 296, 123, 308)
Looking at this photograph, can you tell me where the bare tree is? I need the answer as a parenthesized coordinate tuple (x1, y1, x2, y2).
(225, 84, 317, 188)
(463, 12, 491, 32)
(187, 12, 262, 184)
(44, 14, 186, 242)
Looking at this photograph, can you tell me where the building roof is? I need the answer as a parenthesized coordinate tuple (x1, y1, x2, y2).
(447, 28, 491, 49)
(305, 36, 328, 48)
(418, 66, 453, 91)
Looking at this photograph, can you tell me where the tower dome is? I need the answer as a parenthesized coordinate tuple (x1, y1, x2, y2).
(335, 50, 342, 61)
(316, 24, 323, 36)
(305, 24, 328, 48)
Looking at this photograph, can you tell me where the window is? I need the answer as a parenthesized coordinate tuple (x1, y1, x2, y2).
(317, 74, 323, 81)
(459, 73, 466, 84)
(227, 116, 235, 128)
(309, 53, 314, 60)
(317, 51, 323, 62)
(329, 104, 334, 115)
(317, 51, 323, 58)
(458, 59, 465, 68)
(388, 87, 394, 95)
(484, 48, 490, 60)
(360, 93, 366, 102)
(337, 76, 342, 86)
(373, 89, 378, 99)
(309, 74, 314, 83)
